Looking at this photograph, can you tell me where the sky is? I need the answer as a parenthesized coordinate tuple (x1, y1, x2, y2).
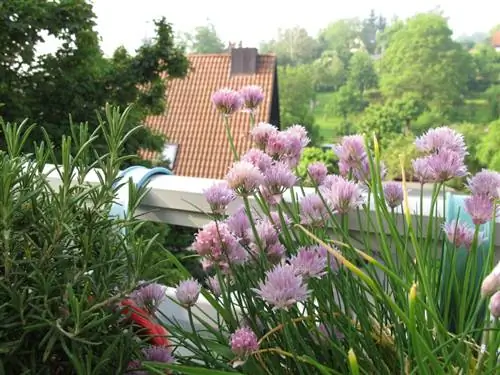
(52, 1, 500, 56)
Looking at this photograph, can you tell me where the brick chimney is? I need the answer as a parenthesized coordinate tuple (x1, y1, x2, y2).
(230, 47, 258, 75)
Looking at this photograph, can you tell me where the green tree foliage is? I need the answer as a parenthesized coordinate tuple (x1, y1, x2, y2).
(261, 27, 321, 66)
(318, 19, 361, 64)
(379, 13, 472, 115)
(278, 65, 320, 144)
(327, 85, 365, 128)
(469, 44, 500, 92)
(381, 134, 419, 181)
(477, 119, 500, 170)
(484, 85, 500, 120)
(0, 0, 189, 163)
(312, 51, 346, 92)
(347, 51, 378, 94)
(452, 123, 487, 175)
(182, 21, 225, 53)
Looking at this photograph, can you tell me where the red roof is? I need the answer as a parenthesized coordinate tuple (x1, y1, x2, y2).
(142, 52, 277, 179)
(492, 31, 500, 47)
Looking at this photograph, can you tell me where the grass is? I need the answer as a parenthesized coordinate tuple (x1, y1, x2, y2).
(313, 92, 343, 142)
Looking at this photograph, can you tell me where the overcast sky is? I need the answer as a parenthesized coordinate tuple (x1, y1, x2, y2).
(64, 1, 500, 55)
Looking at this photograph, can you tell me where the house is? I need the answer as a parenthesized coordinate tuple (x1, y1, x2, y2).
(142, 48, 280, 179)
(492, 31, 500, 52)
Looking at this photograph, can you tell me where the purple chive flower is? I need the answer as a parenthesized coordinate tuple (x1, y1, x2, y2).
(412, 157, 433, 184)
(248, 220, 285, 262)
(143, 346, 174, 364)
(226, 206, 251, 243)
(253, 264, 310, 310)
(263, 162, 297, 196)
(240, 85, 264, 111)
(268, 210, 290, 231)
(230, 327, 259, 358)
(175, 278, 201, 307)
(299, 193, 329, 226)
(211, 88, 244, 116)
(266, 131, 303, 168)
(490, 291, 500, 318)
(481, 262, 500, 297)
(285, 125, 310, 149)
(203, 182, 235, 215)
(241, 148, 273, 173)
(465, 195, 495, 225)
(415, 126, 467, 157)
(129, 283, 166, 312)
(467, 169, 500, 200)
(289, 247, 327, 280)
(225, 161, 265, 196)
(206, 276, 222, 297)
(308, 162, 328, 185)
(324, 177, 365, 214)
(333, 135, 367, 166)
(127, 360, 146, 375)
(321, 174, 343, 190)
(383, 182, 404, 209)
(426, 149, 467, 182)
(250, 122, 278, 150)
(193, 221, 247, 265)
(443, 220, 477, 249)
(317, 245, 340, 271)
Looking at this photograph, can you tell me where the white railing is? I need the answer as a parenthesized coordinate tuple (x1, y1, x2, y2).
(42, 164, 500, 334)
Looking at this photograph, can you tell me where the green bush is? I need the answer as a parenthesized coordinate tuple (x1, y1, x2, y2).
(380, 133, 419, 181)
(0, 106, 169, 373)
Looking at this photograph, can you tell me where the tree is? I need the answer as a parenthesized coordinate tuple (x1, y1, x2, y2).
(347, 51, 378, 94)
(327, 85, 365, 133)
(469, 44, 500, 92)
(360, 10, 386, 54)
(261, 27, 321, 66)
(477, 119, 500, 170)
(484, 85, 500, 120)
(183, 21, 225, 53)
(0, 0, 189, 163)
(379, 13, 473, 116)
(318, 20, 361, 64)
(278, 65, 320, 144)
(311, 51, 346, 92)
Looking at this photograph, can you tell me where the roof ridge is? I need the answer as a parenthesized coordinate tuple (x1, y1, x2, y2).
(187, 53, 277, 58)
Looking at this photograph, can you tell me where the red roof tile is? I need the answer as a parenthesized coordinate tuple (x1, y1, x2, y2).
(142, 52, 277, 179)
(493, 31, 500, 47)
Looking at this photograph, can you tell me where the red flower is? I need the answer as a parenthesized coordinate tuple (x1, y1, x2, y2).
(120, 299, 170, 347)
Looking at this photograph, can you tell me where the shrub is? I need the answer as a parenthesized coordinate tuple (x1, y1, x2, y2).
(0, 106, 171, 373)
(149, 88, 500, 374)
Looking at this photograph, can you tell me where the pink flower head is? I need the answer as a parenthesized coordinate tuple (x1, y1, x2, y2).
(426, 149, 467, 182)
(285, 125, 310, 148)
(383, 181, 404, 209)
(481, 262, 500, 297)
(333, 135, 367, 167)
(289, 247, 327, 280)
(412, 157, 433, 184)
(226, 206, 251, 243)
(490, 291, 500, 318)
(250, 122, 278, 150)
(467, 169, 500, 200)
(464, 194, 495, 225)
(241, 148, 273, 173)
(252, 264, 310, 310)
(211, 88, 244, 116)
(206, 276, 222, 297)
(299, 193, 329, 226)
(266, 131, 303, 167)
(263, 162, 297, 196)
(142, 346, 174, 363)
(175, 278, 201, 307)
(321, 174, 343, 190)
(248, 219, 279, 249)
(268, 210, 290, 231)
(129, 283, 166, 313)
(240, 85, 264, 111)
(225, 161, 264, 196)
(324, 177, 365, 214)
(307, 162, 328, 185)
(317, 245, 340, 271)
(203, 182, 235, 215)
(443, 220, 477, 249)
(415, 127, 467, 158)
(230, 327, 259, 358)
(192, 221, 246, 264)
(126, 360, 145, 375)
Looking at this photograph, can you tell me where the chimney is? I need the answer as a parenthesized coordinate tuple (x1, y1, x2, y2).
(230, 47, 258, 75)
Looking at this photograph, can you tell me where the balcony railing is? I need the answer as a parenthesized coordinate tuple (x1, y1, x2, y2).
(43, 164, 500, 335)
